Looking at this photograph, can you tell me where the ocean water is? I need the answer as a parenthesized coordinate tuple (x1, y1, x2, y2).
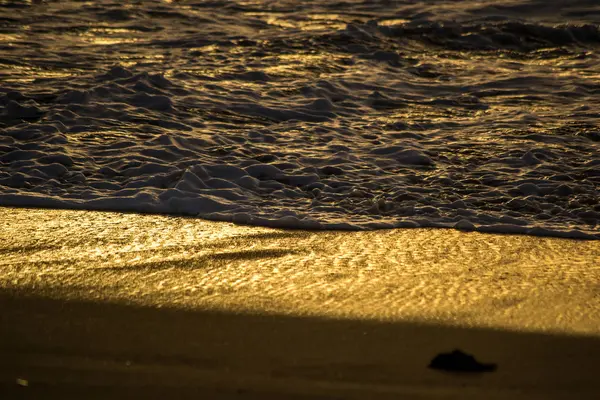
(1, 0, 599, 238)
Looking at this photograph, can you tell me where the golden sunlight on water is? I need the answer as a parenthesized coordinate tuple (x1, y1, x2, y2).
(78, 28, 141, 45)
(1, 207, 598, 336)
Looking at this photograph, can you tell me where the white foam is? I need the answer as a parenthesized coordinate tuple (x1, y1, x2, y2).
(0, 1, 599, 239)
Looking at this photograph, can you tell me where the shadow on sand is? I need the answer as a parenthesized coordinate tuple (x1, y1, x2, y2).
(1, 289, 599, 399)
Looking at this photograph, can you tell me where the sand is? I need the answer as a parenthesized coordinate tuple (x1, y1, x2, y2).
(1, 207, 599, 399)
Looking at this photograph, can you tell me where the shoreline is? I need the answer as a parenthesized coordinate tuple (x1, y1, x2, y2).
(0, 201, 598, 240)
(1, 207, 599, 398)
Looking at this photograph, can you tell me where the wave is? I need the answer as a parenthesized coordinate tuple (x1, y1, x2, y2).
(1, 1, 599, 239)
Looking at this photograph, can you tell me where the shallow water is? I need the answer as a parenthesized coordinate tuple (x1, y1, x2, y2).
(2, 207, 599, 334)
(1, 0, 600, 238)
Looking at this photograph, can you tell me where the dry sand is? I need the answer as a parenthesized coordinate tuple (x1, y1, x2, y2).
(0, 207, 599, 399)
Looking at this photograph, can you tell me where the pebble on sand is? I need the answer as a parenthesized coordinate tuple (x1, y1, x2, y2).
(428, 349, 497, 373)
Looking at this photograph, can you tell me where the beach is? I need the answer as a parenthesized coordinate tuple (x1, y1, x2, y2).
(1, 207, 599, 399)
(2, 2, 600, 396)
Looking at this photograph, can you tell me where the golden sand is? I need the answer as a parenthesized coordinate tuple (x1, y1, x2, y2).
(1, 207, 598, 335)
(1, 208, 599, 399)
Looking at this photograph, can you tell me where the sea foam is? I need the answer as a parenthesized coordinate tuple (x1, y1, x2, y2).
(1, 0, 599, 239)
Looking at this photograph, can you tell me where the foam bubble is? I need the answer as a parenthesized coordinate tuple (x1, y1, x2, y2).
(0, 1, 599, 239)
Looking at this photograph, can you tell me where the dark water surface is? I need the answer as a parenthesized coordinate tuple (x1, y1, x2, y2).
(1, 0, 600, 238)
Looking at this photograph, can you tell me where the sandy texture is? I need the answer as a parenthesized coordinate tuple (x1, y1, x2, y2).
(1, 207, 599, 399)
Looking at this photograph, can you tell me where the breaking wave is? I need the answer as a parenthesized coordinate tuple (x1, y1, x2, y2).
(1, 0, 599, 238)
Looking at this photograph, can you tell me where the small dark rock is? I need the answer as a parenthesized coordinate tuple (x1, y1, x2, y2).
(428, 349, 497, 373)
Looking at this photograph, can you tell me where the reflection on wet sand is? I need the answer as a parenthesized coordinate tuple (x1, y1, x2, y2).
(1, 207, 598, 335)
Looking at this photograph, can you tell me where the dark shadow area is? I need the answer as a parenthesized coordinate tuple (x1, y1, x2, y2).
(468, 0, 600, 19)
(1, 288, 599, 399)
(94, 248, 302, 272)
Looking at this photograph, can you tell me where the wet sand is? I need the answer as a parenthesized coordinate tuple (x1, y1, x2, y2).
(1, 207, 599, 399)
